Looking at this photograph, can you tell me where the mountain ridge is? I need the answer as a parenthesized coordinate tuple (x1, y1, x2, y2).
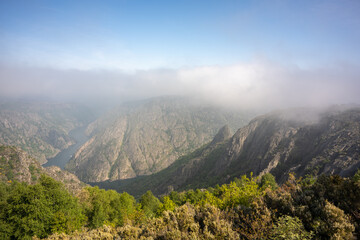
(94, 105, 360, 197)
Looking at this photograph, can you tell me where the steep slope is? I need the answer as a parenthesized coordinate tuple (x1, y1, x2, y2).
(226, 106, 360, 182)
(95, 106, 360, 197)
(0, 101, 93, 164)
(0, 145, 86, 194)
(66, 97, 253, 182)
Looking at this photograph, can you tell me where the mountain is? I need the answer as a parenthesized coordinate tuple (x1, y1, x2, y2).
(0, 145, 86, 194)
(0, 101, 93, 164)
(66, 97, 253, 182)
(95, 105, 360, 198)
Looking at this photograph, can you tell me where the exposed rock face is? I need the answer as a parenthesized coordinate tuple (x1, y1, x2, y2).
(96, 106, 360, 197)
(211, 125, 231, 145)
(0, 101, 93, 164)
(66, 97, 252, 182)
(0, 145, 40, 184)
(228, 106, 360, 182)
(0, 145, 86, 195)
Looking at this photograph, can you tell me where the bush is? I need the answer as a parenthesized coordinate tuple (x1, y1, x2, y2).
(260, 173, 278, 190)
(271, 215, 313, 240)
(79, 186, 137, 228)
(139, 190, 161, 218)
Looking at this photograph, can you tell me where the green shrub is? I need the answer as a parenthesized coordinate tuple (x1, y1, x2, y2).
(139, 190, 161, 218)
(271, 215, 313, 240)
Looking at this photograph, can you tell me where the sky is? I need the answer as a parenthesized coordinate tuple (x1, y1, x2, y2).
(0, 0, 360, 109)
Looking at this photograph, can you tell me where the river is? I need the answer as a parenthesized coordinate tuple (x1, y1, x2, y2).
(43, 125, 89, 169)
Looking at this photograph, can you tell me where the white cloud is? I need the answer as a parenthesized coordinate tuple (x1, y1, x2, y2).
(0, 60, 359, 110)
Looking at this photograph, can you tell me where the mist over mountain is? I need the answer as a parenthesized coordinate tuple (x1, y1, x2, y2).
(1, 61, 360, 111)
(66, 96, 254, 182)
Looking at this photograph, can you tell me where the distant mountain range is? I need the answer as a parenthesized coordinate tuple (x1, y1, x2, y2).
(95, 105, 360, 198)
(65, 97, 253, 182)
(0, 101, 93, 163)
(1, 98, 359, 199)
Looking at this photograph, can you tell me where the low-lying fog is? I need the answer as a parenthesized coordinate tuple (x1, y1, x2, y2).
(1, 60, 360, 112)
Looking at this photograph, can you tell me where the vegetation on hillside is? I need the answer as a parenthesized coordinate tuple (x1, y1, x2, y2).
(1, 171, 359, 239)
(0, 145, 86, 195)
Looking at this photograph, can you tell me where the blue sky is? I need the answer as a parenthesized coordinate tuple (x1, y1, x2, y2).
(1, 0, 360, 70)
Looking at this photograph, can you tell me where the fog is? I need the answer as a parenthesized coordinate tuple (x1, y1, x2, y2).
(1, 60, 359, 111)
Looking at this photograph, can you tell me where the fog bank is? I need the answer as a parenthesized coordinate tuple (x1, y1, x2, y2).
(1, 60, 359, 111)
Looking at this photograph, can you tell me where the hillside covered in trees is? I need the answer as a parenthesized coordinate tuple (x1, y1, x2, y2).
(1, 168, 359, 239)
(1, 106, 360, 239)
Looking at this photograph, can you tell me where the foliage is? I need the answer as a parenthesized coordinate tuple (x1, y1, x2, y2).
(158, 196, 176, 214)
(353, 169, 360, 183)
(117, 203, 240, 239)
(230, 197, 274, 239)
(0, 175, 85, 239)
(321, 200, 355, 239)
(2, 172, 360, 239)
(166, 174, 263, 210)
(270, 215, 313, 240)
(139, 190, 161, 218)
(79, 186, 137, 228)
(300, 174, 317, 187)
(265, 174, 356, 239)
(259, 173, 278, 190)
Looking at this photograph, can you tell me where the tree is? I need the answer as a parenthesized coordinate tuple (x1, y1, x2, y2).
(158, 196, 176, 214)
(1, 175, 85, 239)
(259, 173, 278, 190)
(271, 215, 313, 240)
(139, 191, 161, 218)
(110, 192, 137, 226)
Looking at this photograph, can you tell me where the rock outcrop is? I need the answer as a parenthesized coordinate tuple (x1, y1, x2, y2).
(0, 145, 86, 195)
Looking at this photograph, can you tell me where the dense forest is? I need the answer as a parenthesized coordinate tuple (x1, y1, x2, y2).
(1, 171, 359, 239)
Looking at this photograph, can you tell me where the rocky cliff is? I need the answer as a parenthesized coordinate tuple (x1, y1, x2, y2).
(66, 97, 252, 182)
(0, 145, 86, 195)
(96, 105, 360, 197)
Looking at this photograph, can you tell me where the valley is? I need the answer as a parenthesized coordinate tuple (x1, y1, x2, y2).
(2, 1, 360, 238)
(0, 101, 94, 164)
(43, 125, 90, 169)
(1, 98, 359, 239)
(1, 98, 359, 196)
(65, 96, 254, 182)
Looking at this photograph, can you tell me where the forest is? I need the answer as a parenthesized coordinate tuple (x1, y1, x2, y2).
(1, 172, 359, 239)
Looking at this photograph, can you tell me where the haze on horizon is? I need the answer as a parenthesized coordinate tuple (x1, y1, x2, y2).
(1, 0, 360, 111)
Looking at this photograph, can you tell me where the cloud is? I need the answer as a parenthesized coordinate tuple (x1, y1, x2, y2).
(0, 60, 359, 110)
